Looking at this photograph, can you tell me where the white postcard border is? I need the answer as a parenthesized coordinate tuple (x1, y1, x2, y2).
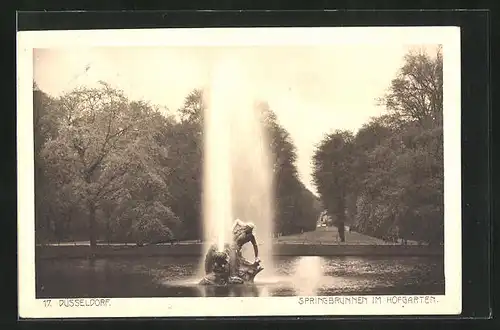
(17, 26, 462, 318)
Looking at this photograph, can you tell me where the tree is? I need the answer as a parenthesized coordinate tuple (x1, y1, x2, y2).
(34, 85, 72, 243)
(350, 47, 444, 244)
(258, 102, 320, 235)
(34, 82, 323, 247)
(311, 46, 444, 245)
(162, 89, 205, 240)
(378, 46, 443, 128)
(312, 130, 354, 242)
(39, 82, 177, 248)
(178, 89, 205, 125)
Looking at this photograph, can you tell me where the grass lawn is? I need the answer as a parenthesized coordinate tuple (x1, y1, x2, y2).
(274, 226, 391, 245)
(41, 227, 416, 247)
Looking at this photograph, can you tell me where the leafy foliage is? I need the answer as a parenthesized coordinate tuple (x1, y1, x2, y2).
(259, 102, 322, 235)
(36, 83, 180, 247)
(312, 130, 354, 242)
(34, 84, 320, 246)
(312, 48, 444, 245)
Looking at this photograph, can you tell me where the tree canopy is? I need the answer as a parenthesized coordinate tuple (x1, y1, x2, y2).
(35, 48, 442, 248)
(312, 47, 444, 245)
(34, 84, 321, 247)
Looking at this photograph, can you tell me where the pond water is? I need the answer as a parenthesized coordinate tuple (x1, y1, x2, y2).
(36, 256, 444, 298)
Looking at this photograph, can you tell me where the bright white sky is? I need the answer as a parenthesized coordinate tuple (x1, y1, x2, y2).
(34, 45, 429, 195)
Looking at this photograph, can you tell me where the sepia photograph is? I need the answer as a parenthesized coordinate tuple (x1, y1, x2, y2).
(17, 27, 461, 318)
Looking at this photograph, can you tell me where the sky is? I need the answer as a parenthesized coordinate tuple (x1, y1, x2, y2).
(33, 44, 431, 195)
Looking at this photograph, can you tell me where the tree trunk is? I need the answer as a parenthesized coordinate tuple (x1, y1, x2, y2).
(106, 219, 111, 244)
(337, 221, 345, 242)
(88, 201, 97, 249)
(337, 195, 346, 242)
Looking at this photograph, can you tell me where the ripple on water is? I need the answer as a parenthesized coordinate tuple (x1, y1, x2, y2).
(36, 255, 444, 298)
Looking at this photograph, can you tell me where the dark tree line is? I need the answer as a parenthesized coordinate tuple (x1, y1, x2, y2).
(312, 47, 444, 245)
(34, 83, 322, 248)
(259, 103, 323, 235)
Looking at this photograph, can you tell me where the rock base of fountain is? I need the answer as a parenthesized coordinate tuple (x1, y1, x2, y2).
(200, 244, 264, 286)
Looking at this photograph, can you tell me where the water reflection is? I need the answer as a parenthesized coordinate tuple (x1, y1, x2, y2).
(201, 284, 259, 297)
(36, 255, 444, 298)
(291, 256, 323, 295)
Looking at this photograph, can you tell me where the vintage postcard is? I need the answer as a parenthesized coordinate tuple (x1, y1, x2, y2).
(17, 26, 461, 318)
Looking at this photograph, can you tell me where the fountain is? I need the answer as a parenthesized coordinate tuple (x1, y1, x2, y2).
(202, 55, 275, 280)
(202, 61, 234, 253)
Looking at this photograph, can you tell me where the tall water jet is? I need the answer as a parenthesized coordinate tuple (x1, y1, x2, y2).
(228, 95, 275, 270)
(202, 54, 275, 270)
(202, 60, 234, 252)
